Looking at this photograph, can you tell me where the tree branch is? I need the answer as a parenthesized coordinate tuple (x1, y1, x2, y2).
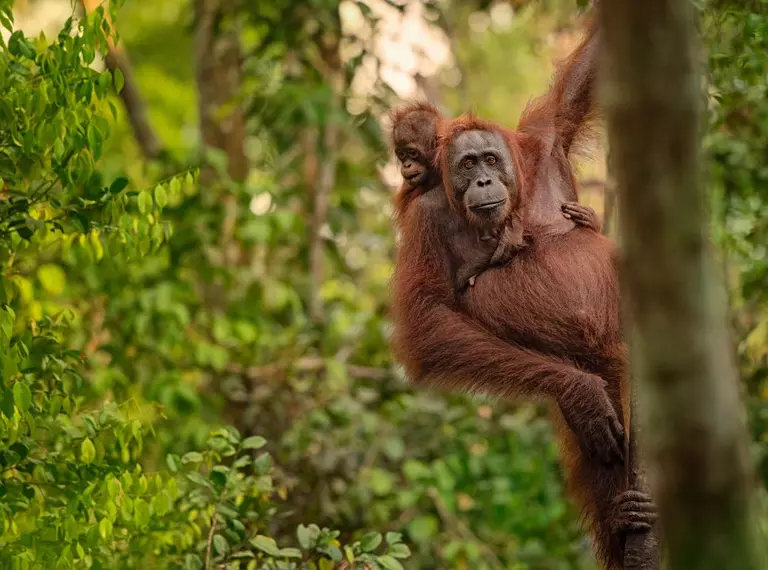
(205, 515, 217, 570)
(81, 0, 164, 160)
(308, 28, 343, 324)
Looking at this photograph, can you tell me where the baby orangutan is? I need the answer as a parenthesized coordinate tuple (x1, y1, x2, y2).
(391, 102, 600, 291)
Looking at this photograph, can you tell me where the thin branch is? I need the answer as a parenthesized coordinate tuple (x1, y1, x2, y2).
(205, 515, 217, 570)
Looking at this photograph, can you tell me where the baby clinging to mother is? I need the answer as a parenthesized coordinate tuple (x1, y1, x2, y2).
(388, 10, 659, 570)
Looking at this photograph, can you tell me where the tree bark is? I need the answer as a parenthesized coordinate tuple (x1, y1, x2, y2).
(194, 0, 248, 186)
(307, 26, 343, 324)
(194, 0, 247, 270)
(600, 2, 762, 569)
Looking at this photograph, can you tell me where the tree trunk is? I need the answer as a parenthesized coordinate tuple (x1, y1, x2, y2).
(600, 2, 762, 569)
(194, 0, 247, 270)
(307, 24, 343, 324)
(194, 0, 248, 186)
(606, 131, 658, 570)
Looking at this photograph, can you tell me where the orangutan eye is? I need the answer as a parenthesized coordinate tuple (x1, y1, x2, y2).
(463, 158, 475, 169)
(485, 155, 497, 165)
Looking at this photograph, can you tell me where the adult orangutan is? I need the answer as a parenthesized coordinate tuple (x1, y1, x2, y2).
(390, 14, 658, 570)
(390, 102, 598, 291)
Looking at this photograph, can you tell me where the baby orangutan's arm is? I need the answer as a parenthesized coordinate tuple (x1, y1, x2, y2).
(462, 223, 526, 289)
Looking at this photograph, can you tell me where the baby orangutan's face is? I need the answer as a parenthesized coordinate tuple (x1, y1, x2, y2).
(393, 111, 439, 189)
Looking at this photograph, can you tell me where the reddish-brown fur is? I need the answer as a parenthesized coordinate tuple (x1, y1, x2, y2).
(390, 15, 638, 569)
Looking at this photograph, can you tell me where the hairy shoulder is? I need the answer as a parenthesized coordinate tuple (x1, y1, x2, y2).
(404, 186, 462, 236)
(413, 185, 449, 213)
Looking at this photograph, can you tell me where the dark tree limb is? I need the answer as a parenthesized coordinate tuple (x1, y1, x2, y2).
(194, 0, 248, 270)
(307, 19, 343, 324)
(81, 0, 164, 160)
(194, 0, 248, 184)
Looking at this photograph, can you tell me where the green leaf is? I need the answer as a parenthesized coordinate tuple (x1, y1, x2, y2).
(134, 498, 150, 527)
(402, 460, 431, 481)
(407, 515, 438, 543)
(360, 532, 382, 552)
(170, 176, 181, 195)
(37, 264, 66, 295)
(109, 177, 129, 194)
(210, 467, 227, 489)
(12, 382, 31, 413)
(9, 442, 28, 462)
(253, 452, 271, 475)
(242, 435, 266, 450)
(181, 451, 203, 465)
(297, 524, 312, 550)
(107, 477, 119, 499)
(323, 545, 343, 562)
(184, 554, 203, 570)
(377, 555, 404, 570)
(153, 490, 171, 516)
(154, 184, 167, 208)
(98, 518, 112, 540)
(98, 70, 111, 93)
(369, 468, 393, 496)
(389, 543, 411, 559)
(137, 190, 152, 214)
(250, 535, 282, 557)
(213, 534, 229, 556)
(81, 438, 96, 464)
(279, 548, 302, 559)
(114, 68, 125, 93)
(232, 455, 251, 469)
(166, 454, 181, 472)
(186, 472, 211, 488)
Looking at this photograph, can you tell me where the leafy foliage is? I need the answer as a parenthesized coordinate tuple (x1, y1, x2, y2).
(0, 5, 405, 569)
(705, 0, 768, 482)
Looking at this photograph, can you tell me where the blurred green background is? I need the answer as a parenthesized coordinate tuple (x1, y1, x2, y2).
(0, 0, 766, 568)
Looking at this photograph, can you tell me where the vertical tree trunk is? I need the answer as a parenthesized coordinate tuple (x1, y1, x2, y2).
(194, 0, 248, 185)
(307, 26, 343, 324)
(194, 0, 247, 269)
(606, 132, 657, 570)
(600, 2, 762, 569)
